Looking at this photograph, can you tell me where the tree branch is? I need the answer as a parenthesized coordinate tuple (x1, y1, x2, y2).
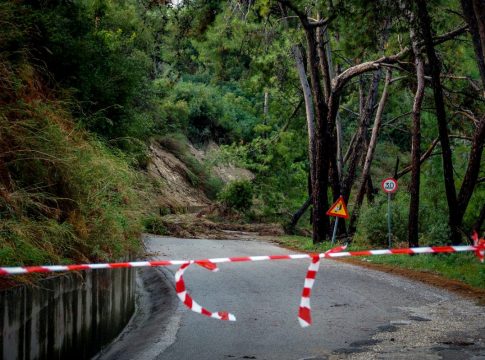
(278, 0, 334, 29)
(396, 138, 440, 179)
(331, 24, 468, 94)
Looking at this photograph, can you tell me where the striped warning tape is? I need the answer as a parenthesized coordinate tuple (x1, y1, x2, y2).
(175, 261, 237, 322)
(0, 238, 483, 327)
(298, 245, 347, 327)
(1, 244, 481, 276)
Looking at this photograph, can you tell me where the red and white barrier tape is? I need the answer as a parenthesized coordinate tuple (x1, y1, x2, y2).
(1, 244, 481, 276)
(298, 245, 347, 327)
(472, 231, 485, 263)
(1, 240, 483, 327)
(175, 261, 236, 322)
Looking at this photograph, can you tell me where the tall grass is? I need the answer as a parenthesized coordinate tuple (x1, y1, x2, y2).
(0, 2, 153, 267)
(0, 102, 149, 265)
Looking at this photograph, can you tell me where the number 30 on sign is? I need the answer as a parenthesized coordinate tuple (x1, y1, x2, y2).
(381, 177, 398, 193)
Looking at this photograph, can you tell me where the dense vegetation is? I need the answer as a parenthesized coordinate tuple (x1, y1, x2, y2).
(0, 0, 483, 267)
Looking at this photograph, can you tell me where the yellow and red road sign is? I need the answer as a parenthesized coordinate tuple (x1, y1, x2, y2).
(326, 196, 349, 219)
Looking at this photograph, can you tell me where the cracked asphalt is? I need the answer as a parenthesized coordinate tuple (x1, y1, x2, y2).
(95, 236, 484, 360)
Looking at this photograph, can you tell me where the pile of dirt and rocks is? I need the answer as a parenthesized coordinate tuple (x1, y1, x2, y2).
(158, 213, 285, 240)
(146, 140, 281, 240)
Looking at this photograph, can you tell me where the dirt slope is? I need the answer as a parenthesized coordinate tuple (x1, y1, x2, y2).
(187, 141, 254, 183)
(148, 143, 210, 211)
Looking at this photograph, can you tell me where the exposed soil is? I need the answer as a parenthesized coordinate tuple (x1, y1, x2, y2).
(148, 144, 210, 211)
(160, 213, 285, 239)
(187, 141, 254, 183)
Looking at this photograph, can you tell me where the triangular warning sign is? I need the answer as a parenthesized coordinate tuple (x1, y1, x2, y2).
(326, 196, 349, 219)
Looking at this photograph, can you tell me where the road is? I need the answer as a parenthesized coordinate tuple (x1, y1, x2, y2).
(95, 235, 484, 360)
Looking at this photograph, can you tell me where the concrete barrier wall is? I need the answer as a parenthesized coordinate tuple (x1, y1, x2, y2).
(0, 267, 135, 360)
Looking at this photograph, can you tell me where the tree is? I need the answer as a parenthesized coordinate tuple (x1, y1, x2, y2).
(408, 22, 425, 248)
(415, 0, 460, 244)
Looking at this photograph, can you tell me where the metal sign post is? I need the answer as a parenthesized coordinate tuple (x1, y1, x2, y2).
(331, 217, 339, 245)
(326, 196, 349, 245)
(387, 192, 392, 248)
(381, 178, 398, 248)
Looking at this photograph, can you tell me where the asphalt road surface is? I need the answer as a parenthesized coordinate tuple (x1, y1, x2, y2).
(95, 235, 484, 360)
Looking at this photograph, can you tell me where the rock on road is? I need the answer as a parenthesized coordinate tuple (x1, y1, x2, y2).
(95, 235, 484, 360)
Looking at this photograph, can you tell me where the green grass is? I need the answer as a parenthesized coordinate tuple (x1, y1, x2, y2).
(0, 98, 152, 266)
(274, 236, 485, 289)
(365, 253, 485, 289)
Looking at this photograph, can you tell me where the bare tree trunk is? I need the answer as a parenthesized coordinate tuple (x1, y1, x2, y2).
(291, 44, 316, 186)
(408, 29, 426, 248)
(456, 117, 485, 224)
(279, 0, 331, 243)
(318, 25, 344, 183)
(342, 70, 382, 202)
(461, 0, 485, 96)
(280, 4, 318, 232)
(263, 91, 269, 117)
(305, 25, 331, 243)
(316, 19, 343, 208)
(326, 33, 344, 180)
(288, 197, 312, 233)
(365, 176, 375, 203)
(396, 138, 440, 179)
(415, 0, 460, 244)
(316, 19, 331, 101)
(349, 70, 392, 234)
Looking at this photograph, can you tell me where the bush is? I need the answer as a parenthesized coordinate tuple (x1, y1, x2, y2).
(142, 215, 168, 235)
(354, 192, 410, 247)
(218, 180, 253, 212)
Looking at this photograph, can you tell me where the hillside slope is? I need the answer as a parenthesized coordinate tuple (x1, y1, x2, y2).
(149, 143, 210, 211)
(146, 140, 284, 239)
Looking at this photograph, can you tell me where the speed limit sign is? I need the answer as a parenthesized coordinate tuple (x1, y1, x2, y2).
(381, 177, 398, 193)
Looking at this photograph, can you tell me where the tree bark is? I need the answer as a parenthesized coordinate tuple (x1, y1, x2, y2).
(316, 19, 331, 102)
(349, 70, 392, 234)
(305, 25, 331, 243)
(456, 117, 485, 224)
(325, 30, 344, 179)
(316, 19, 342, 205)
(342, 70, 382, 202)
(280, 4, 316, 187)
(365, 175, 375, 204)
(415, 0, 461, 244)
(288, 197, 312, 233)
(263, 91, 269, 118)
(396, 138, 440, 179)
(408, 28, 426, 248)
(291, 44, 316, 186)
(280, 4, 318, 233)
(461, 0, 485, 96)
(279, 0, 331, 243)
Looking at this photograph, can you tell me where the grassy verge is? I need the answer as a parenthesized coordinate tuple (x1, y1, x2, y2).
(274, 236, 485, 290)
(0, 78, 154, 267)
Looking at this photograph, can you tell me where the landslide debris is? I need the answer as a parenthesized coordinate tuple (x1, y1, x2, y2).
(159, 213, 284, 240)
(147, 139, 275, 240)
